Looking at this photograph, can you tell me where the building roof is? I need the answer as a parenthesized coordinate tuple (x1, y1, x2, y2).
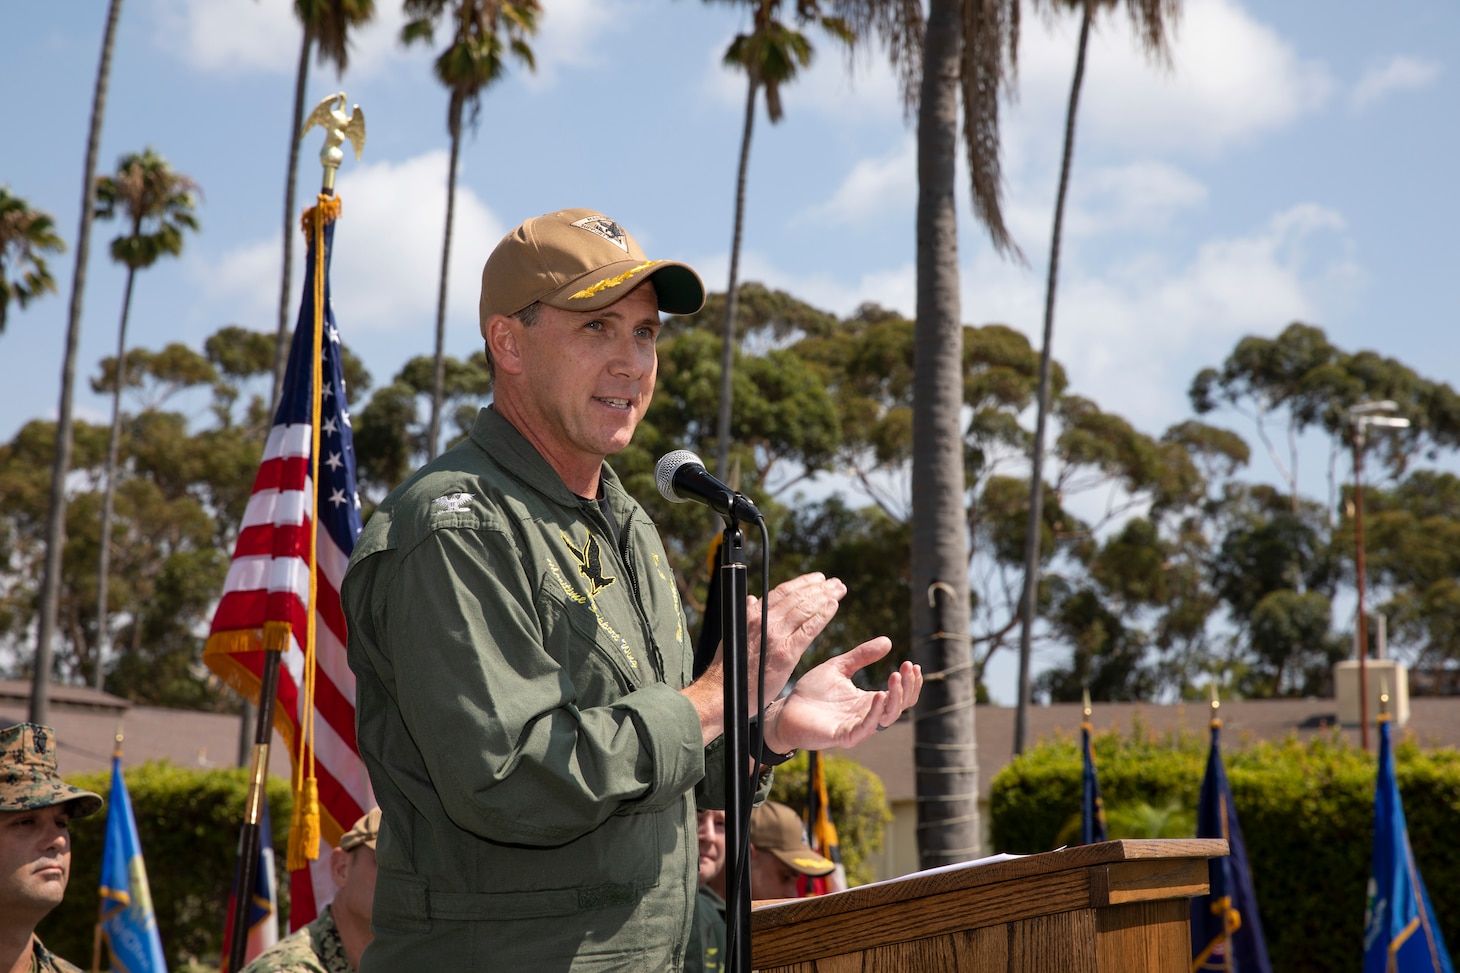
(832, 697, 1460, 805)
(0, 679, 293, 780)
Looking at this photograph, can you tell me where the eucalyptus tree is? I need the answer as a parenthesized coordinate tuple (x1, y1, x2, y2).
(273, 0, 378, 409)
(402, 0, 539, 460)
(0, 188, 65, 335)
(1015, 0, 1178, 750)
(704, 0, 854, 480)
(33, 0, 124, 725)
(91, 148, 200, 691)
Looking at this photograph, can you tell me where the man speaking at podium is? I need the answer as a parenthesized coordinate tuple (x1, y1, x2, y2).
(343, 208, 921, 972)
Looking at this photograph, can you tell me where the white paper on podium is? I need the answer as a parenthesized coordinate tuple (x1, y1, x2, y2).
(754, 851, 1028, 909)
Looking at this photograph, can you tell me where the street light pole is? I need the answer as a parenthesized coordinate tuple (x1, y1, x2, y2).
(1347, 400, 1409, 754)
(1351, 424, 1371, 752)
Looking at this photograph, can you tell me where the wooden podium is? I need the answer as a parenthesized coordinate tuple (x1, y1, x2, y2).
(751, 838, 1228, 973)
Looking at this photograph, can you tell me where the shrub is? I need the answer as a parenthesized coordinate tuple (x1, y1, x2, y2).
(989, 721, 1460, 973)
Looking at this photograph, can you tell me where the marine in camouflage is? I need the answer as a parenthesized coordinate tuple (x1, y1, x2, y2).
(31, 937, 85, 973)
(239, 905, 353, 973)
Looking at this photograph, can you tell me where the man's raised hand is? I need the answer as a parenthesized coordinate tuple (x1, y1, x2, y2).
(761, 637, 922, 754)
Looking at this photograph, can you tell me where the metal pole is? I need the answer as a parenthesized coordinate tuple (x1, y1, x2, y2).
(1353, 427, 1370, 753)
(718, 525, 752, 973)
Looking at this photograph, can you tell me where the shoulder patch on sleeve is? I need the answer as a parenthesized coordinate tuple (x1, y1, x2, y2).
(430, 492, 475, 514)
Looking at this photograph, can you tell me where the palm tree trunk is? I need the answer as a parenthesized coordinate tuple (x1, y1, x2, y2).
(428, 105, 463, 462)
(93, 263, 137, 692)
(716, 74, 760, 481)
(1013, 0, 1093, 752)
(272, 30, 314, 413)
(33, 0, 124, 724)
(910, 0, 979, 869)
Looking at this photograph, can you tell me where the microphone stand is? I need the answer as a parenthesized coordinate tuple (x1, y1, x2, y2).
(718, 521, 753, 973)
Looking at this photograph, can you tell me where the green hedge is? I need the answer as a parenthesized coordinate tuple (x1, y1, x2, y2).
(989, 720, 1460, 973)
(39, 762, 292, 972)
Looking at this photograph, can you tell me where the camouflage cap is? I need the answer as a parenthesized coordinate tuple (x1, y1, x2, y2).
(0, 723, 103, 818)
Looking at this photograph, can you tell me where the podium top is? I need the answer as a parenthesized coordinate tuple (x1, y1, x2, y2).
(752, 838, 1228, 931)
(750, 839, 1228, 972)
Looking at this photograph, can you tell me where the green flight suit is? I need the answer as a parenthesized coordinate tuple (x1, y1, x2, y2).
(344, 407, 740, 972)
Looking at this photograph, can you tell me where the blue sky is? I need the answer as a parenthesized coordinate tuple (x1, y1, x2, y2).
(3, 0, 1455, 701)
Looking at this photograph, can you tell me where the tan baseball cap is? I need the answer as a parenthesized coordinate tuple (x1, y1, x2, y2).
(339, 807, 380, 852)
(478, 208, 705, 336)
(749, 801, 835, 877)
(0, 723, 103, 818)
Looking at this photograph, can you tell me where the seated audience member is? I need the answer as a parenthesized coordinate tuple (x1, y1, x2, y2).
(0, 723, 104, 973)
(747, 801, 835, 901)
(241, 808, 380, 973)
(686, 809, 727, 973)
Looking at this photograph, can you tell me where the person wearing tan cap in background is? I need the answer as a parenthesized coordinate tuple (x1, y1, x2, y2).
(745, 800, 836, 902)
(343, 208, 922, 971)
(239, 808, 380, 973)
(0, 722, 103, 973)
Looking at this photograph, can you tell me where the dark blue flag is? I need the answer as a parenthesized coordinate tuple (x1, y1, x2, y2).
(1363, 716, 1453, 973)
(1191, 716, 1271, 973)
(99, 751, 168, 972)
(1080, 718, 1106, 845)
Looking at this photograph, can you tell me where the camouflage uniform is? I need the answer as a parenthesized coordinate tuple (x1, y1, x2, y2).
(31, 938, 85, 973)
(238, 905, 352, 973)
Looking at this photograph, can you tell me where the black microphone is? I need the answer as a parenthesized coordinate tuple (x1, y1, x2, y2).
(655, 450, 762, 523)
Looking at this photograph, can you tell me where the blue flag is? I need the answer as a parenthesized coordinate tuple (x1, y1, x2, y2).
(1364, 717, 1453, 973)
(1080, 719, 1106, 845)
(1191, 717, 1271, 973)
(99, 755, 168, 972)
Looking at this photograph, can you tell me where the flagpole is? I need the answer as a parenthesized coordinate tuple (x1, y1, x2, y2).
(225, 93, 364, 973)
(94, 724, 122, 973)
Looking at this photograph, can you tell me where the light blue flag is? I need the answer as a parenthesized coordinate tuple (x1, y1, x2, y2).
(1364, 717, 1453, 973)
(99, 754, 168, 972)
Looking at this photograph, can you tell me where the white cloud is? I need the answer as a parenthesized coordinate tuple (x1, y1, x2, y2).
(972, 203, 1356, 427)
(151, 0, 411, 79)
(524, 0, 636, 88)
(204, 151, 504, 339)
(798, 136, 915, 226)
(1014, 0, 1334, 158)
(1351, 55, 1443, 111)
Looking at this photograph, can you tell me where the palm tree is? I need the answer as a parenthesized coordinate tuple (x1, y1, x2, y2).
(0, 188, 66, 335)
(90, 149, 200, 692)
(1013, 0, 1177, 753)
(403, 0, 540, 460)
(33, 0, 124, 726)
(901, 0, 1022, 869)
(707, 0, 854, 480)
(272, 0, 378, 412)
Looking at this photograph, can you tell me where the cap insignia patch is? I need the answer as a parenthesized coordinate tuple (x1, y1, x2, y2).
(571, 216, 630, 252)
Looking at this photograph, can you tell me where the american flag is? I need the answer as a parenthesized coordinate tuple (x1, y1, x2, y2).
(205, 201, 373, 930)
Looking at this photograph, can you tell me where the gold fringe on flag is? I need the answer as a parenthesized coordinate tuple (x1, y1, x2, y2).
(286, 777, 321, 871)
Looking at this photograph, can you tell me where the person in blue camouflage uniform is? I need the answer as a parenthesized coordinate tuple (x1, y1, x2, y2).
(240, 809, 380, 973)
(0, 722, 104, 973)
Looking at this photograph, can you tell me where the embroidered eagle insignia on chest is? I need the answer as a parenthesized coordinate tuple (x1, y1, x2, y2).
(431, 492, 474, 514)
(562, 529, 616, 597)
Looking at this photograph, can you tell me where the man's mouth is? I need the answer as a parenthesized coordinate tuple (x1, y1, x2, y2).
(597, 397, 631, 411)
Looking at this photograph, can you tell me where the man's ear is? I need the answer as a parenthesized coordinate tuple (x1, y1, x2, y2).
(329, 846, 350, 891)
(486, 313, 525, 377)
